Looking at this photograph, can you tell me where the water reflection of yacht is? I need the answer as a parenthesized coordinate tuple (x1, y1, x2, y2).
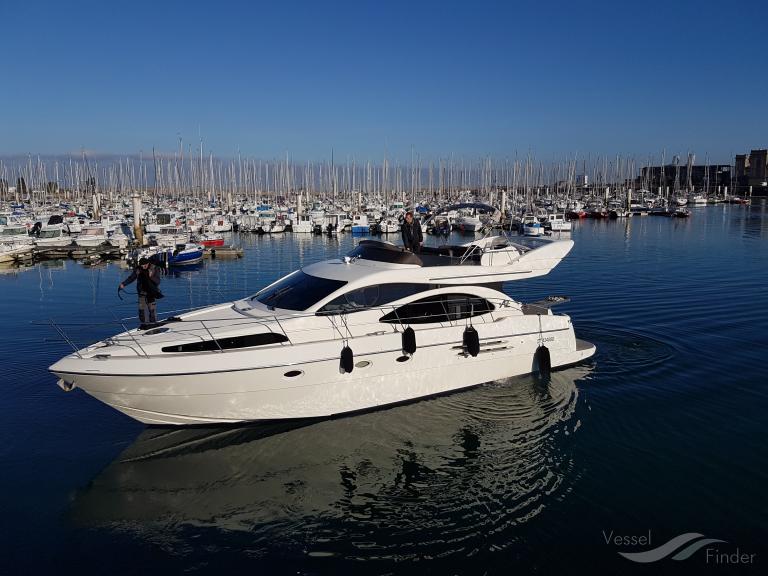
(71, 365, 591, 549)
(51, 222, 595, 425)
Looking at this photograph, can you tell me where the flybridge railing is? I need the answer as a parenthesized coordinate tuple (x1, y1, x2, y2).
(40, 296, 526, 358)
(457, 237, 536, 265)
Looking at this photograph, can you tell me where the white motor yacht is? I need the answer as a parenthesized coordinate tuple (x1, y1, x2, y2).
(108, 227, 131, 249)
(262, 220, 286, 234)
(151, 226, 190, 247)
(350, 214, 370, 234)
(291, 213, 314, 233)
(522, 215, 545, 236)
(75, 225, 109, 247)
(50, 231, 595, 426)
(0, 223, 33, 245)
(145, 212, 180, 234)
(34, 225, 73, 248)
(546, 213, 572, 232)
(0, 242, 34, 263)
(379, 218, 400, 234)
(209, 216, 233, 232)
(64, 217, 84, 234)
(455, 212, 483, 233)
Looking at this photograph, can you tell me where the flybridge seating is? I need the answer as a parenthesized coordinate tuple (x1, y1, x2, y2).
(347, 239, 531, 267)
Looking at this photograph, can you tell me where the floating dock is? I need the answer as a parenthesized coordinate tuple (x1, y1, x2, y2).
(203, 246, 244, 259)
(34, 244, 125, 261)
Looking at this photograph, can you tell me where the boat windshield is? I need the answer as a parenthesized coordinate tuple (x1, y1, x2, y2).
(1, 227, 27, 236)
(250, 271, 346, 311)
(39, 229, 61, 238)
(317, 283, 435, 315)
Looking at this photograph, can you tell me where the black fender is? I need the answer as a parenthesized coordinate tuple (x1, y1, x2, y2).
(463, 326, 480, 357)
(534, 345, 551, 377)
(340, 345, 354, 374)
(402, 327, 417, 356)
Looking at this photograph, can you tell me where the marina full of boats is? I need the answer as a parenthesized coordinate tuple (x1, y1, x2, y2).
(1, 180, 751, 268)
(2, 150, 756, 270)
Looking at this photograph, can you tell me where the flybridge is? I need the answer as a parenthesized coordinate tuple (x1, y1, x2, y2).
(348, 239, 531, 268)
(336, 236, 573, 286)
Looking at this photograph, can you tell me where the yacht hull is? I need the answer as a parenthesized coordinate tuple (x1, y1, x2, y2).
(51, 327, 595, 425)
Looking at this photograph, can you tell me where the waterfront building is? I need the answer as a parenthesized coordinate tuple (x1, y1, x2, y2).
(735, 149, 768, 194)
(638, 164, 732, 192)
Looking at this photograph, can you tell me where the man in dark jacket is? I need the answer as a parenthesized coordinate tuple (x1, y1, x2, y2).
(401, 211, 423, 253)
(119, 257, 162, 325)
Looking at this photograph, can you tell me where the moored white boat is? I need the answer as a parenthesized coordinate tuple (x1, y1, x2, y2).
(108, 228, 131, 249)
(546, 213, 572, 232)
(0, 242, 34, 263)
(522, 215, 545, 236)
(291, 213, 314, 233)
(209, 217, 233, 232)
(152, 226, 190, 247)
(75, 225, 109, 247)
(350, 214, 370, 234)
(379, 218, 400, 234)
(265, 221, 286, 234)
(455, 214, 482, 233)
(34, 225, 73, 248)
(0, 222, 33, 245)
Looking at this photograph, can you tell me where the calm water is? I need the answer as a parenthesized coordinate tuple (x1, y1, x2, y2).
(2, 204, 767, 575)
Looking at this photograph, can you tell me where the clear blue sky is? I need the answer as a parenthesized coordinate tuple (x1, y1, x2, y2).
(2, 0, 766, 163)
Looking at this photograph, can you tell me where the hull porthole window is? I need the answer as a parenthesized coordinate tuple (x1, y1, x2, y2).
(396, 355, 411, 363)
(355, 360, 371, 368)
(283, 370, 303, 378)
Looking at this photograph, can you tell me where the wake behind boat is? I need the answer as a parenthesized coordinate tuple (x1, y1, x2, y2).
(49, 234, 595, 425)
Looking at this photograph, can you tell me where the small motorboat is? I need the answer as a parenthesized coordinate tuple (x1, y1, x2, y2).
(546, 213, 572, 232)
(197, 233, 225, 248)
(75, 225, 109, 247)
(291, 214, 314, 234)
(522, 215, 544, 236)
(379, 218, 400, 234)
(149, 243, 204, 267)
(350, 214, 370, 235)
(0, 242, 34, 264)
(34, 225, 73, 248)
(0, 222, 33, 245)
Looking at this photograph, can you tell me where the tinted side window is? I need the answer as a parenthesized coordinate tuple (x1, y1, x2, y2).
(379, 294, 495, 324)
(318, 283, 434, 315)
(161, 332, 288, 353)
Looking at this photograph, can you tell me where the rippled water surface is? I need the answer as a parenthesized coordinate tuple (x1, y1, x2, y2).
(2, 203, 767, 575)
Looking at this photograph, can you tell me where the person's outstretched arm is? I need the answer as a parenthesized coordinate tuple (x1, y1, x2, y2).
(120, 270, 137, 289)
